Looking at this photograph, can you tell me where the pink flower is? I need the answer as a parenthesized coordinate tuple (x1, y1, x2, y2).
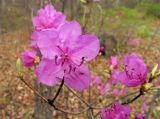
(32, 4, 66, 31)
(93, 76, 101, 87)
(110, 56, 118, 69)
(35, 21, 100, 91)
(99, 82, 111, 96)
(128, 38, 141, 46)
(21, 50, 36, 68)
(117, 11, 123, 17)
(112, 89, 119, 97)
(141, 102, 147, 113)
(101, 102, 131, 119)
(119, 53, 148, 87)
(135, 114, 145, 119)
(120, 88, 127, 96)
(111, 69, 119, 84)
(127, 31, 133, 36)
(158, 63, 160, 70)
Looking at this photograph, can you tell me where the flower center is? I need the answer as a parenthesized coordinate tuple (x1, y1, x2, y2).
(124, 65, 143, 81)
(55, 45, 86, 74)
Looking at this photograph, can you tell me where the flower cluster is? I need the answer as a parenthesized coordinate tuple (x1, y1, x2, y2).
(101, 102, 131, 119)
(109, 53, 148, 87)
(119, 53, 148, 87)
(19, 4, 153, 119)
(21, 4, 100, 91)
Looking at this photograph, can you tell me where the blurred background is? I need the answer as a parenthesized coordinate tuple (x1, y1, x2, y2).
(0, 0, 160, 119)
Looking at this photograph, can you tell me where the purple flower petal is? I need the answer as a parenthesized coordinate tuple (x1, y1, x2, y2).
(58, 21, 82, 48)
(101, 102, 131, 119)
(21, 50, 36, 68)
(32, 4, 65, 30)
(35, 58, 63, 86)
(119, 53, 148, 87)
(110, 55, 118, 69)
(71, 34, 100, 64)
(64, 65, 90, 91)
(93, 76, 101, 87)
(32, 29, 60, 59)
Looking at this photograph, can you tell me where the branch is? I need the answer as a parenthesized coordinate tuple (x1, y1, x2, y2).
(18, 76, 91, 115)
(48, 77, 64, 105)
(121, 88, 143, 105)
(65, 85, 91, 107)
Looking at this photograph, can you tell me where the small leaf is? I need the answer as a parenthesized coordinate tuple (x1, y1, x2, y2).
(16, 58, 22, 73)
(151, 64, 158, 78)
(80, 0, 87, 3)
(141, 83, 153, 92)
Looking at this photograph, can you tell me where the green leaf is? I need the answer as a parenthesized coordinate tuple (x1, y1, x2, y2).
(80, 0, 87, 3)
(151, 64, 158, 78)
(16, 58, 22, 73)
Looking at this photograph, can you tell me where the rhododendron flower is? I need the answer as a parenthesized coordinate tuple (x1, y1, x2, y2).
(99, 82, 111, 96)
(135, 114, 145, 119)
(117, 11, 123, 17)
(120, 88, 126, 96)
(21, 50, 36, 68)
(101, 102, 131, 119)
(93, 76, 101, 87)
(128, 38, 141, 46)
(35, 21, 100, 91)
(32, 4, 66, 30)
(111, 69, 119, 84)
(158, 63, 160, 70)
(112, 89, 119, 97)
(141, 102, 147, 113)
(110, 56, 118, 69)
(119, 53, 148, 87)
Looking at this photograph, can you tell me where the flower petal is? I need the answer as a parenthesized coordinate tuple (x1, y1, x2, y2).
(35, 58, 63, 86)
(58, 21, 82, 46)
(71, 34, 100, 64)
(64, 65, 90, 91)
(32, 29, 60, 59)
(21, 50, 36, 68)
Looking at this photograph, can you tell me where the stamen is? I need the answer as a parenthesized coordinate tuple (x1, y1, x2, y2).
(55, 55, 59, 65)
(73, 67, 76, 72)
(68, 65, 72, 74)
(78, 57, 85, 67)
(57, 45, 64, 53)
(61, 62, 64, 66)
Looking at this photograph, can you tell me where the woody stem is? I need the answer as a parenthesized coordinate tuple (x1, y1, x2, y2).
(48, 77, 65, 105)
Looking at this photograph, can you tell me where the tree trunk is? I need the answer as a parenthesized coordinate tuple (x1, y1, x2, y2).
(1, 0, 6, 11)
(34, 83, 54, 119)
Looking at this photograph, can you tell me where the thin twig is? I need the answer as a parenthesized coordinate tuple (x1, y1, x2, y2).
(48, 77, 64, 105)
(18, 76, 91, 115)
(65, 85, 91, 107)
(146, 89, 160, 119)
(19, 76, 48, 103)
(121, 89, 143, 105)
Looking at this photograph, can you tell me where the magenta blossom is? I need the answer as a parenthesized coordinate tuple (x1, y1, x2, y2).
(120, 88, 126, 96)
(21, 50, 36, 68)
(101, 102, 131, 119)
(35, 21, 100, 91)
(112, 89, 119, 97)
(99, 82, 111, 96)
(135, 114, 145, 119)
(32, 4, 66, 31)
(93, 76, 101, 87)
(111, 69, 119, 84)
(141, 102, 147, 113)
(119, 53, 148, 87)
(128, 38, 141, 46)
(110, 56, 118, 69)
